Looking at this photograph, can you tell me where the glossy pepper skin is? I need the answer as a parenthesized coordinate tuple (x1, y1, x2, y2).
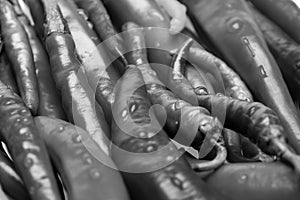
(35, 116, 130, 200)
(249, 0, 300, 44)
(111, 66, 227, 200)
(103, 0, 206, 70)
(181, 0, 300, 154)
(24, 0, 44, 38)
(197, 94, 300, 173)
(18, 15, 67, 120)
(122, 22, 226, 170)
(223, 128, 266, 163)
(0, 149, 30, 200)
(250, 6, 300, 103)
(0, 80, 62, 200)
(58, 0, 119, 125)
(205, 162, 300, 200)
(0, 51, 19, 95)
(41, 0, 110, 155)
(72, 0, 124, 59)
(185, 63, 214, 96)
(102, 0, 224, 94)
(0, 0, 39, 114)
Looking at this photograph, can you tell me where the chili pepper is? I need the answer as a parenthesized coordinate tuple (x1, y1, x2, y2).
(181, 0, 300, 154)
(122, 22, 227, 171)
(249, 6, 300, 103)
(13, 12, 67, 119)
(58, 0, 119, 124)
(0, 0, 39, 114)
(185, 63, 215, 95)
(197, 94, 300, 173)
(103, 0, 224, 94)
(102, 0, 195, 69)
(240, 133, 274, 162)
(223, 128, 259, 163)
(0, 148, 30, 200)
(0, 51, 19, 95)
(111, 65, 227, 200)
(35, 116, 130, 200)
(164, 39, 198, 106)
(0, 80, 62, 200)
(249, 0, 300, 44)
(187, 47, 253, 102)
(41, 0, 110, 155)
(205, 162, 300, 200)
(24, 0, 44, 39)
(72, 0, 126, 65)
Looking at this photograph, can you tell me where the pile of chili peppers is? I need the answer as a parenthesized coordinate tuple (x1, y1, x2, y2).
(1, 0, 300, 199)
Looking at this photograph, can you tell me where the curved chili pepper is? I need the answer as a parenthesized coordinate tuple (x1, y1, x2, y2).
(186, 143, 227, 172)
(240, 133, 274, 163)
(249, 0, 300, 44)
(185, 63, 214, 95)
(0, 80, 62, 200)
(0, 51, 19, 94)
(206, 162, 300, 200)
(187, 47, 253, 102)
(0, 0, 39, 114)
(122, 22, 227, 171)
(0, 148, 30, 200)
(41, 0, 110, 155)
(58, 0, 119, 124)
(250, 6, 300, 103)
(197, 94, 300, 173)
(72, 0, 126, 65)
(181, 0, 300, 154)
(170, 38, 193, 78)
(223, 128, 259, 163)
(16, 14, 67, 119)
(111, 66, 227, 200)
(35, 116, 130, 200)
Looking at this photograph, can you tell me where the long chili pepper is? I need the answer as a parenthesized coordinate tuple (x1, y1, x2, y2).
(0, 51, 19, 94)
(35, 116, 130, 200)
(58, 0, 119, 125)
(72, 0, 126, 65)
(249, 6, 300, 102)
(181, 0, 300, 154)
(111, 66, 227, 200)
(0, 148, 30, 200)
(24, 0, 44, 38)
(11, 9, 67, 119)
(206, 162, 300, 200)
(197, 94, 300, 173)
(0, 80, 62, 200)
(0, 0, 39, 114)
(249, 0, 300, 44)
(41, 0, 110, 155)
(122, 22, 227, 171)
